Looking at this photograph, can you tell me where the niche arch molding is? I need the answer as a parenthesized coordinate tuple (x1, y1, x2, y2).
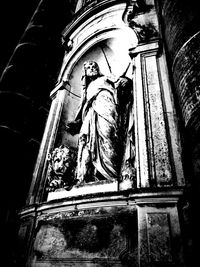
(57, 2, 138, 84)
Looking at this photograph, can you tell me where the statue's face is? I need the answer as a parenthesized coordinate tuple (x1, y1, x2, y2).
(84, 61, 99, 77)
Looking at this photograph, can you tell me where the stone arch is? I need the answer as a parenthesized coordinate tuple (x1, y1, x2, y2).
(58, 2, 138, 84)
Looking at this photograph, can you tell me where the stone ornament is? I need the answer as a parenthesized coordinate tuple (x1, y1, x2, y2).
(126, 0, 153, 19)
(128, 21, 158, 43)
(46, 145, 77, 192)
(123, 0, 157, 44)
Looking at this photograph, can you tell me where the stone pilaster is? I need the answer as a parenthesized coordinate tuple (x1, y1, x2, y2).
(136, 192, 185, 267)
(130, 41, 184, 188)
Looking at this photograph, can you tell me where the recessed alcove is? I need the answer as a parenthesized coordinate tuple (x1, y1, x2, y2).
(57, 34, 135, 148)
(45, 25, 137, 201)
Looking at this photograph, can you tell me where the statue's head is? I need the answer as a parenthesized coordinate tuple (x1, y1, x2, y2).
(83, 60, 100, 79)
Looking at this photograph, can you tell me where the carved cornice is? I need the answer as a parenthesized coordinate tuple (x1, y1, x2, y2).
(129, 41, 161, 58)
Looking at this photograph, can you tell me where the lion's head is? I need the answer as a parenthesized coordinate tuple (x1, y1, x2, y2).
(46, 145, 77, 191)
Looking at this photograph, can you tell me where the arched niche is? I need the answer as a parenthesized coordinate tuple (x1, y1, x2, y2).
(44, 25, 138, 200)
(56, 26, 138, 148)
(28, 0, 185, 204)
(27, 2, 139, 203)
(53, 2, 138, 149)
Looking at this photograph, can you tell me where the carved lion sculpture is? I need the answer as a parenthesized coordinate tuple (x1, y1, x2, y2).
(46, 144, 77, 192)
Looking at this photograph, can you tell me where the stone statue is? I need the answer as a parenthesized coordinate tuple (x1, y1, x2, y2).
(66, 60, 135, 185)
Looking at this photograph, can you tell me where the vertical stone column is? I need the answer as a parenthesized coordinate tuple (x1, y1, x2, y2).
(130, 39, 186, 266)
(158, 1, 198, 262)
(159, 0, 200, 133)
(131, 47, 150, 188)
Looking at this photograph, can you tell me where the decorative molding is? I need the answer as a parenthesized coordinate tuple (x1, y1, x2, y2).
(37, 205, 136, 222)
(62, 39, 73, 52)
(62, 0, 123, 42)
(38, 208, 105, 222)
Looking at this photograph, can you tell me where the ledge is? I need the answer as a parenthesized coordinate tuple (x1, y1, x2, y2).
(18, 187, 185, 218)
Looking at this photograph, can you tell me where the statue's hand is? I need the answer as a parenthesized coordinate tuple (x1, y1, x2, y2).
(65, 120, 81, 135)
(115, 77, 131, 89)
(115, 77, 133, 104)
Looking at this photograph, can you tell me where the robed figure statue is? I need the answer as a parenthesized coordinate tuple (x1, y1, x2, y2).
(66, 60, 135, 185)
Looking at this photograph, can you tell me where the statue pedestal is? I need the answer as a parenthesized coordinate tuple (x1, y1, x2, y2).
(47, 181, 118, 201)
(18, 189, 186, 267)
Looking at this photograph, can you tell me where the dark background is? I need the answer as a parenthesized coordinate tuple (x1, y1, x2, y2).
(0, 1, 197, 265)
(0, 0, 41, 76)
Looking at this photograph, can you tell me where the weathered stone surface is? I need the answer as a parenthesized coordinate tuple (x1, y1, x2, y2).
(147, 213, 172, 262)
(160, 0, 200, 134)
(145, 55, 172, 186)
(160, 0, 200, 61)
(173, 32, 200, 131)
(34, 225, 67, 258)
(32, 206, 138, 266)
(137, 198, 185, 267)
